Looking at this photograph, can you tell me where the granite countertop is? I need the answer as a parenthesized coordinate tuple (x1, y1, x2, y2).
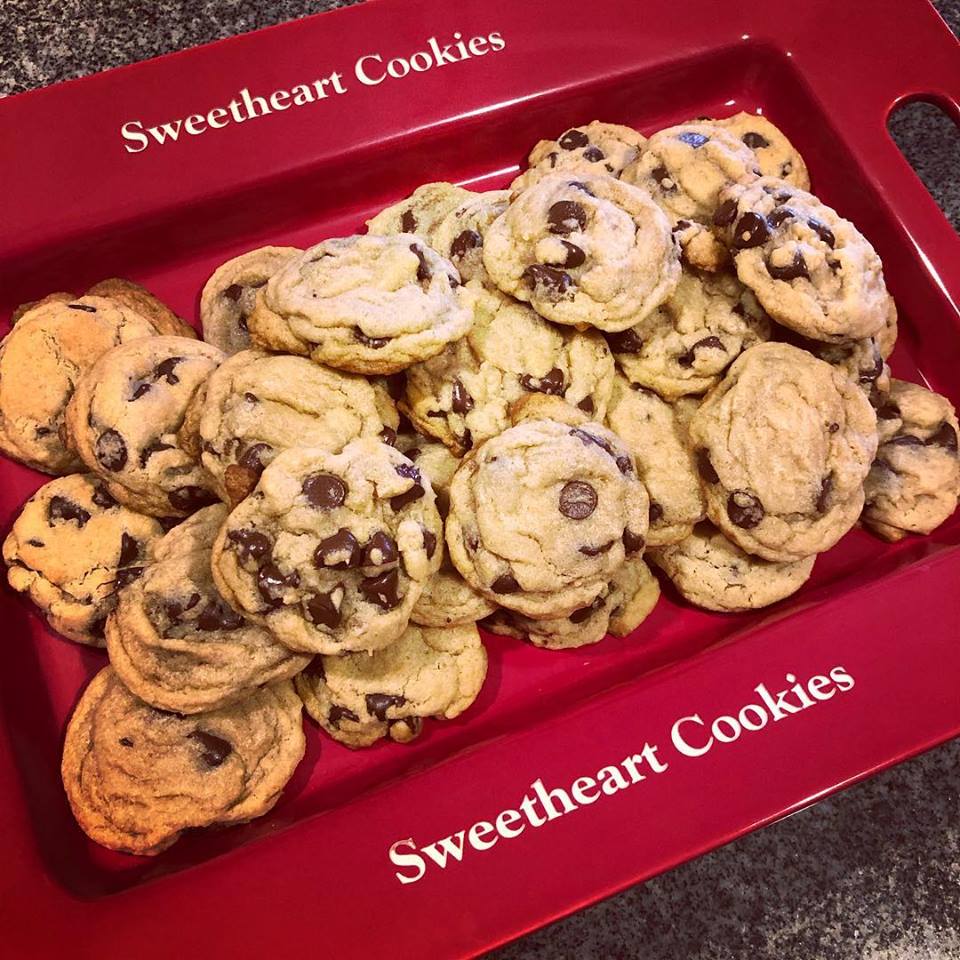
(2, 2, 958, 957)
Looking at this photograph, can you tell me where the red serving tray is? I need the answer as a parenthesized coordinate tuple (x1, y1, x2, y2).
(1, 0, 958, 956)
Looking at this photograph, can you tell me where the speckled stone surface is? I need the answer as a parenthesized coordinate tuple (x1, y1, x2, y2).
(1, 2, 958, 958)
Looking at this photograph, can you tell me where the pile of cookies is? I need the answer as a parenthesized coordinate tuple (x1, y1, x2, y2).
(2, 111, 958, 855)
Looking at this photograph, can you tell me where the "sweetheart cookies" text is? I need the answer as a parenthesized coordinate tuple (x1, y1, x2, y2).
(120, 30, 506, 154)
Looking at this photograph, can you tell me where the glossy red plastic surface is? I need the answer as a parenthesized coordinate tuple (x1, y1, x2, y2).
(0, 0, 958, 956)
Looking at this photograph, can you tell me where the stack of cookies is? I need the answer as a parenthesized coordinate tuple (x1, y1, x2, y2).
(2, 111, 957, 855)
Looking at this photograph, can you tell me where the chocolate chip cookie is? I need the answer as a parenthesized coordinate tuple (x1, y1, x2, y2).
(107, 505, 311, 713)
(431, 190, 510, 286)
(862, 379, 960, 541)
(688, 342, 878, 561)
(248, 235, 476, 375)
(606, 267, 771, 399)
(446, 414, 649, 618)
(188, 348, 396, 506)
(605, 373, 705, 545)
(212, 438, 442, 654)
(61, 666, 304, 855)
(295, 621, 487, 748)
(200, 246, 302, 355)
(0, 297, 159, 473)
(510, 121, 647, 193)
(65, 336, 224, 517)
(706, 112, 810, 189)
(3, 474, 164, 645)
(714, 177, 891, 343)
(483, 557, 660, 649)
(365, 182, 475, 240)
(482, 172, 680, 332)
(402, 288, 615, 455)
(85, 278, 196, 339)
(621, 122, 761, 271)
(648, 521, 816, 611)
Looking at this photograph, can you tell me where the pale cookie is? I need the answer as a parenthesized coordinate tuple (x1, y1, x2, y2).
(606, 268, 770, 399)
(107, 505, 311, 714)
(212, 439, 442, 654)
(295, 621, 487, 748)
(366, 182, 475, 239)
(510, 121, 647, 193)
(248, 235, 476, 375)
(3, 474, 164, 646)
(431, 190, 510, 286)
(61, 667, 304, 855)
(649, 521, 815, 612)
(862, 380, 960, 541)
(688, 342, 877, 561)
(65, 336, 224, 517)
(0, 297, 159, 473)
(622, 123, 761, 271)
(714, 177, 891, 343)
(402, 288, 615, 455)
(706, 112, 810, 189)
(482, 172, 680, 333)
(483, 558, 660, 649)
(190, 349, 395, 506)
(605, 373, 705, 546)
(200, 246, 302, 355)
(447, 416, 649, 618)
(86, 278, 196, 339)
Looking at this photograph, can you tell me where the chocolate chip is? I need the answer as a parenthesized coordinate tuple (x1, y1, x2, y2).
(568, 181, 594, 195)
(390, 463, 425, 510)
(520, 367, 565, 396)
(548, 152, 558, 168)
(359, 568, 401, 609)
(168, 486, 217, 513)
(68, 303, 97, 313)
(577, 396, 595, 414)
(927, 422, 958, 452)
(451, 378, 474, 414)
(558, 129, 589, 150)
(422, 527, 438, 558)
(606, 328, 644, 354)
(366, 692, 405, 721)
(622, 529, 645, 554)
(118, 531, 140, 566)
(401, 209, 417, 232)
(314, 528, 361, 569)
(649, 501, 664, 523)
(559, 480, 598, 520)
(95, 429, 128, 471)
(727, 490, 764, 528)
(329, 704, 360, 727)
(224, 284, 244, 302)
(678, 131, 709, 148)
(363, 531, 398, 567)
(26, 538, 44, 547)
(119, 736, 134, 747)
(858, 352, 884, 384)
(875, 401, 901, 421)
(652, 164, 675, 192)
(409, 243, 431, 282)
(48, 496, 91, 527)
(114, 566, 145, 589)
(679, 335, 725, 367)
(257, 562, 299, 607)
(559, 240, 586, 268)
(304, 588, 343, 629)
(570, 594, 606, 624)
(379, 427, 398, 447)
(155, 357, 184, 385)
(188, 730, 232, 768)
(713, 198, 739, 227)
(228, 528, 271, 563)
(828, 422, 840, 433)
(766, 207, 796, 228)
(741, 131, 770, 149)
(389, 717, 422, 738)
(579, 540, 614, 557)
(451, 229, 482, 259)
(131, 382, 152, 400)
(491, 572, 520, 594)
(547, 200, 587, 235)
(139, 438, 173, 468)
(238, 442, 272, 473)
(696, 448, 719, 483)
(165, 592, 201, 624)
(767, 250, 809, 281)
(523, 264, 572, 296)
(816, 473, 833, 513)
(888, 433, 925, 447)
(303, 473, 347, 509)
(244, 392, 259, 404)
(807, 218, 836, 247)
(582, 146, 604, 162)
(354, 329, 389, 349)
(303, 657, 326, 681)
(197, 599, 244, 631)
(459, 428, 474, 451)
(733, 212, 770, 248)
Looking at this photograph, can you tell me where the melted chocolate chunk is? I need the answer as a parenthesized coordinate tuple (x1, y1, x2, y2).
(303, 656, 326, 681)
(568, 181, 594, 195)
(547, 200, 587, 236)
(165, 592, 201, 624)
(622, 529, 645, 554)
(577, 396, 595, 414)
(95, 429, 128, 471)
(875, 401, 901, 421)
(168, 486, 217, 513)
(197, 599, 245, 631)
(188, 730, 232, 768)
(303, 473, 347, 509)
(559, 240, 586, 268)
(329, 704, 360, 727)
(807, 217, 836, 247)
(767, 250, 809, 281)
(678, 131, 709, 148)
(139, 438, 173, 468)
(732, 212, 770, 248)
(491, 572, 520, 594)
(366, 692, 405, 721)
(119, 736, 134, 747)
(154, 357, 184, 385)
(523, 264, 572, 296)
(48, 496, 91, 527)
(559, 480, 598, 520)
(451, 378, 474, 414)
(649, 501, 664, 524)
(570, 594, 606, 624)
(766, 207, 796, 228)
(228, 528, 271, 563)
(401, 209, 417, 232)
(131, 382, 152, 400)
(304, 589, 343, 629)
(379, 427, 398, 447)
(727, 490, 765, 528)
(579, 540, 614, 557)
(713, 198, 739, 227)
(558, 129, 589, 150)
(582, 146, 604, 162)
(257, 562, 299, 607)
(354, 329, 389, 350)
(238, 442, 272, 472)
(858, 352, 884, 384)
(68, 303, 97, 313)
(696, 448, 719, 483)
(816, 473, 833, 513)
(390, 463, 425, 510)
(520, 367, 565, 396)
(606, 328, 644, 354)
(114, 566, 145, 589)
(451, 229, 482, 259)
(314, 528, 361, 569)
(928, 421, 959, 453)
(741, 131, 770, 149)
(362, 531, 398, 567)
(409, 244, 432, 283)
(678, 335, 725, 367)
(422, 527, 438, 559)
(888, 434, 925, 447)
(652, 164, 675, 192)
(118, 532, 140, 566)
(359, 568, 401, 609)
(224, 284, 244, 302)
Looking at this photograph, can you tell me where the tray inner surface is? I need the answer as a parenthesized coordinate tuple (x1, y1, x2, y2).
(2, 42, 958, 898)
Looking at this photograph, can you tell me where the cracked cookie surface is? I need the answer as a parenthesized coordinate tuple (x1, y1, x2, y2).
(212, 438, 442, 654)
(295, 621, 487, 748)
(107, 505, 311, 713)
(65, 336, 224, 517)
(3, 474, 164, 645)
(61, 666, 304, 855)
